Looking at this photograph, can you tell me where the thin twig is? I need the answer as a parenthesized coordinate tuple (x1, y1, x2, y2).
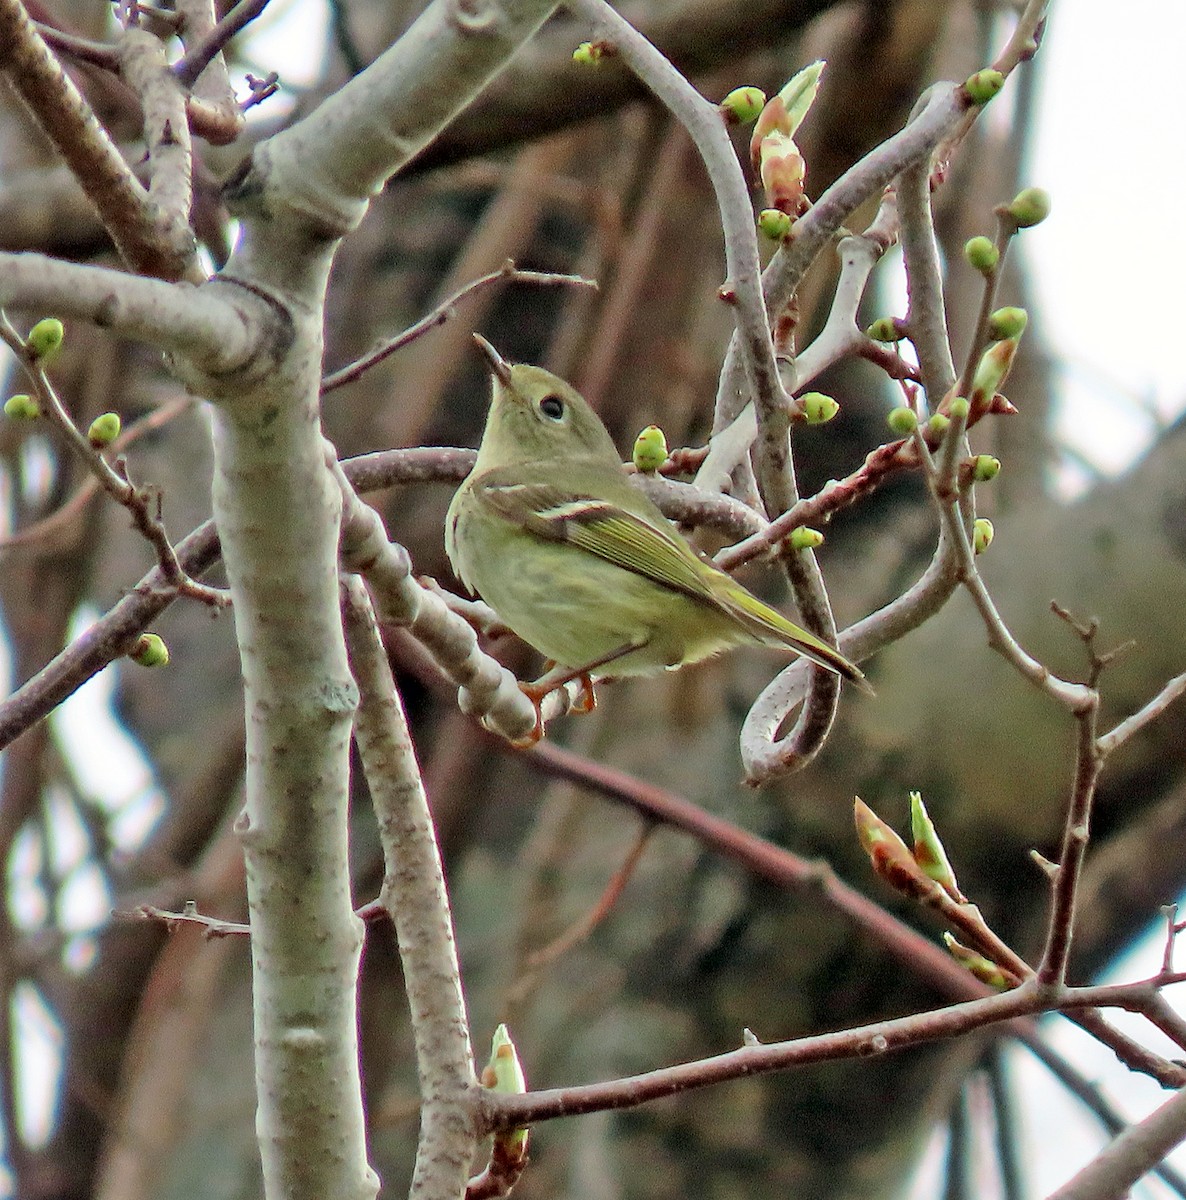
(523, 823, 653, 972)
(173, 0, 272, 88)
(1097, 669, 1186, 757)
(929, 471, 1094, 712)
(479, 977, 1182, 1131)
(1037, 704, 1102, 986)
(34, 22, 121, 70)
(0, 395, 195, 552)
(124, 901, 251, 937)
(173, 0, 243, 140)
(0, 312, 229, 607)
(536, 701, 1183, 1087)
(985, 1047, 1026, 1200)
(321, 261, 596, 395)
(1047, 1085, 1186, 1200)
(1031, 1042, 1186, 1200)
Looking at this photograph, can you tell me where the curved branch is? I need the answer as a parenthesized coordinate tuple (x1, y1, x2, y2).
(0, 253, 258, 372)
(742, 524, 961, 783)
(410, 0, 840, 174)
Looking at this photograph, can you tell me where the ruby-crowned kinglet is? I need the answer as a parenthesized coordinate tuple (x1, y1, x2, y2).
(446, 336, 868, 735)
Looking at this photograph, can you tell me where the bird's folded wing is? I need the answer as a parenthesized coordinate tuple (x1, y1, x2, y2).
(473, 475, 715, 603)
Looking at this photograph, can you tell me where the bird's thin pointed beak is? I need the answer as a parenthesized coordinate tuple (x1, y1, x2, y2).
(473, 334, 513, 385)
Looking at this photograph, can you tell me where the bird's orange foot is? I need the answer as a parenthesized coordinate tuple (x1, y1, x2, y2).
(512, 671, 599, 747)
(512, 681, 549, 748)
(572, 672, 597, 714)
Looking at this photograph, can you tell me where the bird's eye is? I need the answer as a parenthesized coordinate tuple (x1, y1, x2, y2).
(539, 395, 565, 420)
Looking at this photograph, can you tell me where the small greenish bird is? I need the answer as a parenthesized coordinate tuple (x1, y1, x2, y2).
(446, 335, 868, 738)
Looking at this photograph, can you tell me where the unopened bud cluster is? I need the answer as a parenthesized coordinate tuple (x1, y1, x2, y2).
(130, 632, 170, 667)
(720, 86, 766, 125)
(4, 394, 39, 419)
(88, 412, 122, 447)
(800, 391, 839, 424)
(1004, 186, 1051, 229)
(886, 406, 917, 435)
(963, 68, 1005, 105)
(632, 425, 668, 472)
(751, 61, 824, 221)
(27, 317, 64, 362)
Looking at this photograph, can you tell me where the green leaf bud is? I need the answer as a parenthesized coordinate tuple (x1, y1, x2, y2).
(987, 306, 1028, 341)
(910, 792, 963, 900)
(866, 316, 903, 343)
(757, 208, 793, 240)
(778, 60, 825, 134)
(130, 632, 170, 667)
(972, 339, 1018, 400)
(26, 318, 64, 362)
(886, 406, 918, 435)
(946, 396, 970, 421)
(4, 393, 40, 419)
(790, 527, 824, 550)
(483, 1023, 527, 1095)
(964, 68, 1005, 105)
(943, 933, 1012, 989)
(927, 413, 950, 437)
(572, 40, 604, 65)
(632, 424, 668, 472)
(972, 517, 994, 555)
(1005, 186, 1051, 229)
(88, 412, 122, 447)
(971, 454, 1001, 482)
(800, 391, 839, 424)
(482, 1023, 529, 1158)
(854, 797, 937, 902)
(963, 236, 999, 273)
(720, 86, 766, 124)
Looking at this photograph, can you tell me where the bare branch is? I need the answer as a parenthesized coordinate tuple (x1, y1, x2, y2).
(173, 0, 272, 89)
(321, 261, 596, 395)
(228, 0, 566, 258)
(1047, 1085, 1186, 1200)
(0, 0, 198, 280)
(342, 577, 479, 1200)
(120, 27, 195, 254)
(1097, 670, 1186, 757)
(478, 979, 1181, 1131)
(0, 252, 258, 371)
(1037, 703, 1103, 986)
(898, 151, 956, 402)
